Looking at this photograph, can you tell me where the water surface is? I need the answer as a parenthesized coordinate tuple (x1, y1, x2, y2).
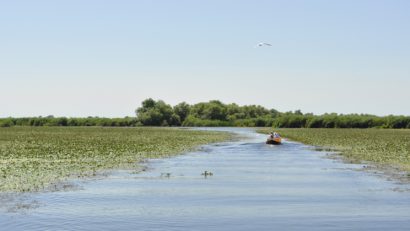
(1, 128, 410, 230)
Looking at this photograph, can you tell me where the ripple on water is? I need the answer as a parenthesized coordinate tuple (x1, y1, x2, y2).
(1, 127, 410, 231)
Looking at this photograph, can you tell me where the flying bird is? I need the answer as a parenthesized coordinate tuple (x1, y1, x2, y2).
(256, 42, 272, 47)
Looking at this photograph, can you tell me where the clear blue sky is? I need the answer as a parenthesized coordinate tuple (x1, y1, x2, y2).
(1, 0, 409, 117)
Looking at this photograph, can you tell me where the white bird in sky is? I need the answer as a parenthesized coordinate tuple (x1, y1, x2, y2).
(256, 42, 272, 47)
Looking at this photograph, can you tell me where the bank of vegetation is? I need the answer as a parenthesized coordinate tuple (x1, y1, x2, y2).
(259, 128, 410, 172)
(0, 127, 230, 192)
(1, 98, 410, 128)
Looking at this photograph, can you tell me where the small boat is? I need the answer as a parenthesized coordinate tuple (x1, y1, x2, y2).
(266, 132, 282, 145)
(266, 137, 282, 145)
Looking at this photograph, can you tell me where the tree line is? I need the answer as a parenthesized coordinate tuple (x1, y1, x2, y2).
(136, 98, 279, 127)
(0, 116, 138, 127)
(1, 98, 409, 128)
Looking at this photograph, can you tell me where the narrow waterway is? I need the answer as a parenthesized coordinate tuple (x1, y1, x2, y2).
(1, 128, 410, 230)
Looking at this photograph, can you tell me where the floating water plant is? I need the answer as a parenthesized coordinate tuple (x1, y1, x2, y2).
(160, 173, 172, 178)
(258, 128, 410, 172)
(201, 171, 213, 177)
(0, 127, 230, 192)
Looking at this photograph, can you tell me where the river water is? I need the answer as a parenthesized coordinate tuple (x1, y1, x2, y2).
(1, 128, 410, 230)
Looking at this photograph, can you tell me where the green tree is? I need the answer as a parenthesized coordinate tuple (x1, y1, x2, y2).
(173, 102, 191, 123)
(136, 99, 180, 126)
(0, 118, 14, 127)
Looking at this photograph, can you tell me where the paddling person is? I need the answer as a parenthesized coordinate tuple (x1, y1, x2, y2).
(268, 132, 274, 139)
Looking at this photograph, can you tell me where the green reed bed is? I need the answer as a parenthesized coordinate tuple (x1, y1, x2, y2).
(258, 128, 410, 172)
(0, 127, 230, 192)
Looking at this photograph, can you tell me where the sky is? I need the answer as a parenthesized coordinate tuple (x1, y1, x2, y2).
(1, 0, 409, 117)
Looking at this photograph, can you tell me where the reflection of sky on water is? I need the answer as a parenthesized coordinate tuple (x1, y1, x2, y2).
(1, 128, 409, 230)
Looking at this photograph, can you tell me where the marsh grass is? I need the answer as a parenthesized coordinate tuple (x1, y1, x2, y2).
(0, 127, 230, 192)
(258, 128, 410, 172)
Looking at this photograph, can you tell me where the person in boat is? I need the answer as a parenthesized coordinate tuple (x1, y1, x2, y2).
(268, 132, 281, 140)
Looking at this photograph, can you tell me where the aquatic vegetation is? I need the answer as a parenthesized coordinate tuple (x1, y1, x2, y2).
(160, 173, 172, 178)
(0, 127, 230, 192)
(258, 128, 410, 172)
(201, 171, 213, 177)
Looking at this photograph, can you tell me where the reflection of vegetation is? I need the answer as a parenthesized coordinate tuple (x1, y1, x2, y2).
(1, 98, 410, 128)
(259, 128, 410, 172)
(0, 127, 230, 192)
